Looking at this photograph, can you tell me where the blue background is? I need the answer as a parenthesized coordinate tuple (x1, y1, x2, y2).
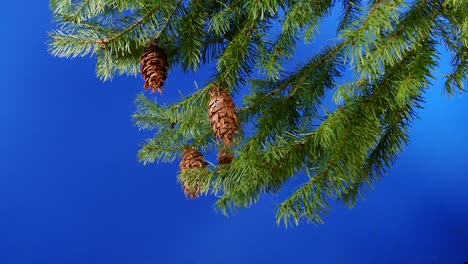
(1, 2, 467, 264)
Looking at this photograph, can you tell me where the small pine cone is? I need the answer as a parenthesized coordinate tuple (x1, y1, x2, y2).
(208, 89, 239, 146)
(140, 43, 169, 93)
(218, 151, 234, 165)
(179, 147, 207, 199)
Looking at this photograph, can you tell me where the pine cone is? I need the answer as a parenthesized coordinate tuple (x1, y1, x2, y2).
(218, 151, 234, 165)
(208, 89, 239, 146)
(140, 43, 168, 93)
(179, 147, 207, 199)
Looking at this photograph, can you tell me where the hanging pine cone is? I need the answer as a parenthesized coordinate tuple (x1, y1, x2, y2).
(140, 42, 168, 93)
(218, 151, 234, 165)
(179, 147, 207, 199)
(208, 88, 239, 146)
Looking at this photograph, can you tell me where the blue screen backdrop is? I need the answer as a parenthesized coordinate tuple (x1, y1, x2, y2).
(1, 2, 467, 264)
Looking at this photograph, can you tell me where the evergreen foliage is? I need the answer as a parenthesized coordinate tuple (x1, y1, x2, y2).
(49, 0, 468, 226)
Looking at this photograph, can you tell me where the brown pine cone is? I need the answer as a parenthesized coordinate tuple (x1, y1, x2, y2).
(218, 151, 234, 165)
(179, 147, 207, 199)
(208, 88, 239, 146)
(140, 43, 168, 93)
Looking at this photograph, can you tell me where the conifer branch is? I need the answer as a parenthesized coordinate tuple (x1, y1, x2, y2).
(64, 0, 92, 22)
(49, 0, 467, 226)
(276, 36, 437, 225)
(94, 0, 182, 46)
(153, 0, 183, 42)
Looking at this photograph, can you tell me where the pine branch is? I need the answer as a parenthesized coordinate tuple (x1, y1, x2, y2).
(276, 36, 438, 226)
(439, 3, 468, 94)
(338, 0, 362, 32)
(87, 0, 181, 46)
(134, 84, 216, 164)
(152, 0, 183, 43)
(216, 19, 258, 88)
(241, 42, 345, 117)
(49, 0, 468, 226)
